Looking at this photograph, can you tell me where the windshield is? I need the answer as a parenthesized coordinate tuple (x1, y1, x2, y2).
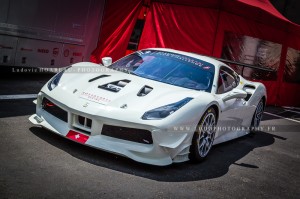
(108, 50, 215, 92)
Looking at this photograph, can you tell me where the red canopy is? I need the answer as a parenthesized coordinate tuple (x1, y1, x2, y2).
(139, 0, 300, 52)
(91, 0, 300, 106)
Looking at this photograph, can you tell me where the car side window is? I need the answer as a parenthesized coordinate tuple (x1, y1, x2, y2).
(217, 66, 238, 94)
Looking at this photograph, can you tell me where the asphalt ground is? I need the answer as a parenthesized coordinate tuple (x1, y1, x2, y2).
(0, 68, 299, 198)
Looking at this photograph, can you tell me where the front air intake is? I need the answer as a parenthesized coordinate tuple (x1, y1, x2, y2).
(42, 98, 68, 122)
(101, 125, 153, 144)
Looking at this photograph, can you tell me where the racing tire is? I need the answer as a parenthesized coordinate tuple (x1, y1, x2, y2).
(189, 107, 217, 162)
(250, 99, 264, 133)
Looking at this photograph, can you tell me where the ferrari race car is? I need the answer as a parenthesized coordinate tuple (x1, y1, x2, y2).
(29, 48, 266, 166)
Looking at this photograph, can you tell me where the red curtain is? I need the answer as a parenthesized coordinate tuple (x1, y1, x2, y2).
(90, 0, 142, 63)
(138, 0, 300, 106)
(138, 2, 219, 56)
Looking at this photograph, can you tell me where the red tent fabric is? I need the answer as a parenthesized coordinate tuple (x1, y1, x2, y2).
(139, 0, 296, 55)
(138, 0, 300, 106)
(90, 0, 142, 63)
(138, 3, 219, 55)
(90, 0, 300, 106)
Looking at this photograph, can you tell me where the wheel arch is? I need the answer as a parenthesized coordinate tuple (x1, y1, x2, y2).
(209, 104, 219, 121)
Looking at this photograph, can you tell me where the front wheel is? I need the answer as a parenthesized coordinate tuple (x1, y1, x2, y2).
(189, 107, 217, 162)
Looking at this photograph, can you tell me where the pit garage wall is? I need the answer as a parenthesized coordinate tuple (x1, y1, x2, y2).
(0, 0, 105, 68)
(137, 1, 300, 107)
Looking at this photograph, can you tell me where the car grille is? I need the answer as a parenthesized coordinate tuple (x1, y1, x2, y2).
(42, 98, 68, 122)
(72, 114, 92, 135)
(101, 125, 153, 144)
(77, 115, 92, 128)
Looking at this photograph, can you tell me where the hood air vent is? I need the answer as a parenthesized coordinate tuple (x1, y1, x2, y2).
(137, 85, 153, 96)
(98, 79, 130, 92)
(88, 75, 110, 82)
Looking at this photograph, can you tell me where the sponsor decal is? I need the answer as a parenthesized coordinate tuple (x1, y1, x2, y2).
(37, 48, 49, 53)
(53, 48, 59, 57)
(156, 51, 204, 67)
(20, 47, 33, 51)
(66, 130, 89, 144)
(73, 52, 82, 57)
(64, 49, 70, 57)
(120, 104, 127, 109)
(83, 102, 89, 107)
(80, 91, 111, 104)
(0, 45, 13, 49)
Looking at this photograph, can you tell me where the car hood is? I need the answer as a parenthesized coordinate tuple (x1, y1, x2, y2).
(42, 64, 212, 113)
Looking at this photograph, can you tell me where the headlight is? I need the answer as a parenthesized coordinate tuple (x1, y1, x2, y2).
(47, 70, 65, 91)
(142, 97, 193, 120)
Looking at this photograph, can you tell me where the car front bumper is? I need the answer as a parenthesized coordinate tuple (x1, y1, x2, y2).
(29, 93, 193, 166)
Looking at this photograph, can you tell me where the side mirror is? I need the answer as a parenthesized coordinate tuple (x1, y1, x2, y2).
(102, 57, 112, 67)
(222, 88, 247, 102)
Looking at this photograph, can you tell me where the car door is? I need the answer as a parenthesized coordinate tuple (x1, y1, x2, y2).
(214, 66, 248, 142)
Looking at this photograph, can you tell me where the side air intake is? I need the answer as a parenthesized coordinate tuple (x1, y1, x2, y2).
(137, 86, 153, 96)
(243, 84, 256, 101)
(243, 84, 256, 90)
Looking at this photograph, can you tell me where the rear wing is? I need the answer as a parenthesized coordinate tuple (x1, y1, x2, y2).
(191, 53, 276, 77)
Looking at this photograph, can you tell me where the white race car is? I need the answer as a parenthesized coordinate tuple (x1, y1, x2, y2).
(29, 48, 266, 166)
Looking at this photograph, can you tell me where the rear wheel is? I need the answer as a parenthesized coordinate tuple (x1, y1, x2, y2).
(189, 107, 217, 162)
(251, 99, 264, 132)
